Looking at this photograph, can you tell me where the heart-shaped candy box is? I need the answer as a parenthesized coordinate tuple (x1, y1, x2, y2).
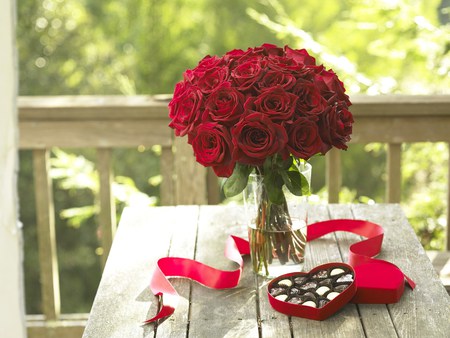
(267, 262, 356, 321)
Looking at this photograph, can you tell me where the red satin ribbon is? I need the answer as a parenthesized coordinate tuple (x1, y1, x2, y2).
(306, 219, 415, 289)
(144, 235, 250, 325)
(144, 219, 415, 325)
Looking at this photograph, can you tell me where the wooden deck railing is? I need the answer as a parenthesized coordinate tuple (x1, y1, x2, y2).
(18, 94, 450, 337)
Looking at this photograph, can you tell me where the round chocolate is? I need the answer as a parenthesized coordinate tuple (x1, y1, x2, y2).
(336, 274, 353, 283)
(319, 278, 333, 287)
(319, 299, 330, 308)
(326, 292, 340, 300)
(316, 286, 330, 296)
(302, 300, 317, 308)
(334, 284, 349, 293)
(275, 294, 288, 301)
(330, 268, 345, 276)
(303, 292, 317, 301)
(294, 276, 306, 284)
(270, 287, 286, 297)
(300, 281, 317, 290)
(289, 287, 300, 295)
(312, 270, 328, 279)
(278, 279, 293, 287)
(288, 297, 302, 304)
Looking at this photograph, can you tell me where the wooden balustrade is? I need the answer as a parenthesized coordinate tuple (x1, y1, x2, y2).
(18, 94, 450, 337)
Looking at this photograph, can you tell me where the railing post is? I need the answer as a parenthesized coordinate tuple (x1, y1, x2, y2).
(96, 148, 116, 268)
(32, 149, 60, 320)
(326, 148, 341, 203)
(386, 143, 402, 203)
(160, 145, 175, 205)
(207, 168, 221, 205)
(447, 143, 450, 251)
(173, 137, 207, 204)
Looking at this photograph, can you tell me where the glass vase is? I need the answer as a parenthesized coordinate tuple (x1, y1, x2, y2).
(244, 163, 311, 278)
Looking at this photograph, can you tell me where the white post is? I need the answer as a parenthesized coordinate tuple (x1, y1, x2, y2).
(0, 0, 26, 337)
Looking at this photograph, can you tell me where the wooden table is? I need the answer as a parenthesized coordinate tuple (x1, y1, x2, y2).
(83, 204, 450, 337)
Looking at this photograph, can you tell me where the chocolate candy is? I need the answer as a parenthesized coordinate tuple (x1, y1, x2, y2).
(326, 292, 340, 300)
(312, 270, 328, 279)
(336, 274, 353, 283)
(302, 301, 317, 308)
(278, 279, 293, 287)
(294, 276, 306, 284)
(300, 281, 317, 290)
(316, 286, 330, 296)
(268, 265, 354, 309)
(275, 294, 288, 301)
(330, 268, 345, 276)
(270, 287, 286, 297)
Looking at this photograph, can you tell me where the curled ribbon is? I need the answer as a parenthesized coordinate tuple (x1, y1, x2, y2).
(144, 235, 250, 325)
(306, 219, 416, 291)
(145, 219, 415, 324)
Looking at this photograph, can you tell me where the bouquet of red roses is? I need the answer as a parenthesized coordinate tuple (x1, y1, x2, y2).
(169, 43, 352, 200)
(168, 44, 353, 275)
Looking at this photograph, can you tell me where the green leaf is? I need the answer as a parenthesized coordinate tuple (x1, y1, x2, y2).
(281, 169, 303, 196)
(300, 171, 311, 196)
(263, 171, 284, 204)
(280, 156, 293, 170)
(222, 163, 253, 197)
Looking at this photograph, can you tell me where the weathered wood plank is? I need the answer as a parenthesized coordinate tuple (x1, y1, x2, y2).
(328, 204, 398, 338)
(349, 94, 450, 116)
(27, 315, 87, 338)
(326, 148, 341, 203)
(82, 207, 177, 338)
(160, 145, 175, 205)
(32, 149, 61, 320)
(154, 205, 200, 337)
(352, 204, 450, 338)
(19, 120, 172, 148)
(206, 168, 221, 205)
(448, 144, 450, 251)
(96, 148, 116, 268)
(386, 143, 402, 203)
(351, 116, 450, 143)
(173, 137, 207, 205)
(188, 205, 259, 337)
(288, 204, 366, 338)
(18, 95, 169, 120)
(426, 250, 450, 292)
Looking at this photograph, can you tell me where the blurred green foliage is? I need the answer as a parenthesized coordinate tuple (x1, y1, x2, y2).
(17, 0, 449, 314)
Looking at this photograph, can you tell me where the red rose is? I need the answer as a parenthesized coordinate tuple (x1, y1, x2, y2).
(190, 123, 235, 177)
(231, 56, 265, 91)
(168, 82, 203, 136)
(194, 66, 229, 94)
(232, 112, 288, 165)
(195, 55, 225, 73)
(203, 82, 245, 124)
(184, 56, 225, 83)
(253, 43, 284, 56)
(223, 49, 245, 64)
(245, 86, 298, 121)
(318, 103, 354, 151)
(267, 55, 305, 74)
(284, 46, 316, 66)
(258, 70, 296, 92)
(314, 69, 351, 106)
(291, 79, 327, 116)
(286, 117, 324, 160)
